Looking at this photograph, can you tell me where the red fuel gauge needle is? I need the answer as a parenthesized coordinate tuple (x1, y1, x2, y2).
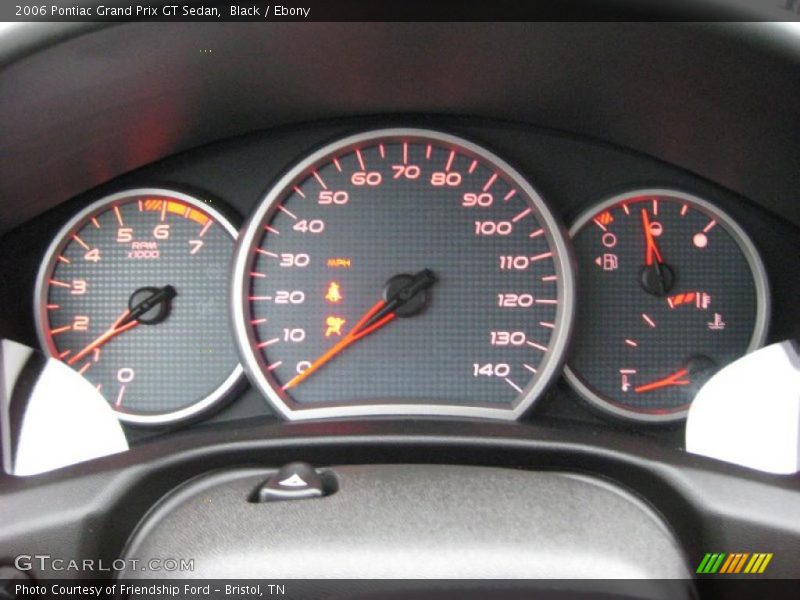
(283, 269, 437, 390)
(634, 367, 690, 393)
(641, 208, 663, 266)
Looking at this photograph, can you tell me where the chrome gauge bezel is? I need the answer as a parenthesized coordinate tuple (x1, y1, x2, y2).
(563, 188, 770, 423)
(231, 128, 576, 421)
(34, 188, 245, 426)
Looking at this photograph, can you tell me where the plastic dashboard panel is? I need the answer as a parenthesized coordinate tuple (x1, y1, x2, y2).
(120, 465, 693, 584)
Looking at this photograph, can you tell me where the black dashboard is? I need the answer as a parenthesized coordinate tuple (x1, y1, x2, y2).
(1, 18, 800, 595)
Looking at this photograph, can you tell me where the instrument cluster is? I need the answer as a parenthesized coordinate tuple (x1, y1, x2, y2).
(24, 125, 777, 429)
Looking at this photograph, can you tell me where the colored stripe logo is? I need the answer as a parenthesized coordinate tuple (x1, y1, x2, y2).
(696, 552, 773, 574)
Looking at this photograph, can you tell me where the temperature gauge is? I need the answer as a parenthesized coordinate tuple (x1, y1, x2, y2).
(564, 189, 769, 422)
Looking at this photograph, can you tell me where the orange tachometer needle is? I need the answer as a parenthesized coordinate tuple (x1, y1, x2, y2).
(634, 368, 690, 393)
(283, 269, 437, 390)
(66, 285, 176, 366)
(67, 310, 139, 365)
(283, 300, 396, 390)
(641, 208, 663, 266)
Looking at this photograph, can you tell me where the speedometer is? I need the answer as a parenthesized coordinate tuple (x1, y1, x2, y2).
(232, 129, 574, 420)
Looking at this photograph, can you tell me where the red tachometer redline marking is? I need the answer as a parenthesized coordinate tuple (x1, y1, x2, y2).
(199, 220, 213, 237)
(512, 208, 531, 223)
(482, 173, 498, 192)
(356, 149, 366, 170)
(72, 234, 90, 250)
(277, 204, 297, 220)
(113, 205, 124, 226)
(312, 171, 328, 190)
(445, 150, 456, 172)
(634, 368, 690, 393)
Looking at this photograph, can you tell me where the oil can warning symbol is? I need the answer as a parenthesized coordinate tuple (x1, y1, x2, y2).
(595, 254, 618, 271)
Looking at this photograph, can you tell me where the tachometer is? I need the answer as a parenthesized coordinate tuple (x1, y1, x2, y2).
(232, 129, 575, 420)
(564, 189, 769, 422)
(35, 188, 243, 426)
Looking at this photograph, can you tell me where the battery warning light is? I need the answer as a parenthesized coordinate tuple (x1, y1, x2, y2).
(325, 282, 343, 304)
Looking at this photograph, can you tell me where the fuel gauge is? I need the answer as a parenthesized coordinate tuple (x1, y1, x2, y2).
(565, 189, 769, 423)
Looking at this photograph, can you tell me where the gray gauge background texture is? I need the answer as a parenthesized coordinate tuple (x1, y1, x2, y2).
(35, 189, 243, 425)
(233, 129, 575, 421)
(565, 190, 769, 422)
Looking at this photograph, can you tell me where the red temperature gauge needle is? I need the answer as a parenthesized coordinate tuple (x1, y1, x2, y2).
(641, 208, 663, 266)
(67, 310, 139, 365)
(283, 269, 437, 390)
(634, 368, 690, 393)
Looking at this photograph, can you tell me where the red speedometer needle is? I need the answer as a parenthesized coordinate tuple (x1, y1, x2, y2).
(283, 269, 437, 390)
(641, 208, 663, 266)
(67, 309, 139, 365)
(634, 368, 690, 393)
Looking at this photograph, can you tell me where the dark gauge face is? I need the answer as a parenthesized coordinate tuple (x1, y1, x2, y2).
(35, 189, 243, 426)
(565, 189, 769, 422)
(232, 129, 575, 420)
